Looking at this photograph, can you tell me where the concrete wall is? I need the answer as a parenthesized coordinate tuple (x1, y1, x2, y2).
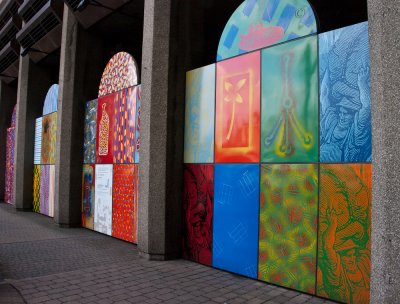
(368, 0, 400, 302)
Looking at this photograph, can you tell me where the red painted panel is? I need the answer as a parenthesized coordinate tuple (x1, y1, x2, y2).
(112, 164, 137, 243)
(96, 94, 115, 164)
(215, 51, 261, 163)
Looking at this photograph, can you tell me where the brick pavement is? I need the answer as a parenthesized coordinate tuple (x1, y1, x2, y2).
(0, 203, 338, 304)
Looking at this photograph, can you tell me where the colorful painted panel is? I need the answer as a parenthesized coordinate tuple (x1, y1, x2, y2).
(4, 127, 15, 204)
(317, 164, 371, 304)
(135, 86, 141, 163)
(82, 165, 95, 230)
(83, 99, 98, 164)
(217, 0, 317, 61)
(98, 52, 138, 97)
(96, 94, 115, 164)
(33, 165, 41, 213)
(113, 88, 136, 164)
(213, 164, 259, 278)
(133, 166, 139, 242)
(258, 164, 318, 293)
(184, 64, 215, 163)
(320, 22, 371, 163)
(34, 118, 43, 164)
(215, 52, 260, 163)
(183, 164, 214, 266)
(41, 112, 57, 165)
(261, 36, 318, 162)
(42, 84, 59, 115)
(11, 105, 16, 128)
(49, 165, 55, 218)
(40, 165, 50, 216)
(112, 165, 136, 243)
(94, 164, 113, 235)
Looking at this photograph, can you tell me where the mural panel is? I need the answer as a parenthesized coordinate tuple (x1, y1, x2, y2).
(112, 165, 136, 243)
(82, 165, 95, 230)
(94, 164, 113, 235)
(83, 100, 98, 164)
(42, 84, 58, 115)
(184, 64, 215, 163)
(96, 94, 115, 164)
(213, 164, 259, 278)
(217, 0, 317, 61)
(113, 88, 136, 164)
(261, 36, 318, 162)
(41, 112, 57, 165)
(135, 86, 141, 163)
(183, 164, 214, 266)
(40, 165, 50, 216)
(317, 164, 371, 304)
(4, 127, 15, 204)
(320, 22, 371, 163)
(258, 164, 318, 293)
(49, 165, 55, 218)
(98, 52, 138, 97)
(215, 52, 260, 163)
(33, 165, 41, 213)
(34, 118, 43, 165)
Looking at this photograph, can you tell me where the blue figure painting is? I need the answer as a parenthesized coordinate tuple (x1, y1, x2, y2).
(319, 22, 371, 163)
(213, 164, 260, 278)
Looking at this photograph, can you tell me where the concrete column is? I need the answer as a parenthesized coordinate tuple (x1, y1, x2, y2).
(55, 4, 104, 226)
(368, 1, 400, 303)
(13, 56, 52, 209)
(0, 81, 17, 201)
(138, 0, 184, 260)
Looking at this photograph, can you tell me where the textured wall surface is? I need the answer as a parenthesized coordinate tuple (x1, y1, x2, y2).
(368, 0, 400, 303)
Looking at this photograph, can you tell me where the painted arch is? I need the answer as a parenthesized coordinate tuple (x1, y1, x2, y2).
(217, 0, 317, 61)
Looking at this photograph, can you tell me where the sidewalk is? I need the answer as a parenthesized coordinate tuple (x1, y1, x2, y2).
(0, 203, 337, 304)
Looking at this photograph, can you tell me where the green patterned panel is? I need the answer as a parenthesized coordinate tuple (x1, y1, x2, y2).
(33, 165, 41, 213)
(261, 36, 318, 162)
(258, 164, 318, 294)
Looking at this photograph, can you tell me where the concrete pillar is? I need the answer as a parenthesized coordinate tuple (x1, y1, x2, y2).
(368, 1, 400, 303)
(0, 81, 17, 201)
(55, 4, 104, 226)
(138, 0, 184, 260)
(13, 56, 52, 209)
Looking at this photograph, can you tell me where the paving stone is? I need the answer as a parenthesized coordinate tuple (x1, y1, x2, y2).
(0, 203, 339, 304)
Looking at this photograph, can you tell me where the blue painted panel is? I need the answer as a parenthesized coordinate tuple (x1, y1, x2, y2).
(34, 117, 42, 164)
(213, 164, 260, 278)
(42, 84, 59, 115)
(83, 100, 98, 164)
(319, 22, 371, 162)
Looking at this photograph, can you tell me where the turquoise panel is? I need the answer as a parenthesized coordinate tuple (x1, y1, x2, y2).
(319, 22, 371, 163)
(184, 64, 215, 163)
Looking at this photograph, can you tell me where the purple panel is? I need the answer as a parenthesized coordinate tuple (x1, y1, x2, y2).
(40, 165, 50, 216)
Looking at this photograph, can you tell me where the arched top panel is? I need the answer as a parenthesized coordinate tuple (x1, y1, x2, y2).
(217, 0, 317, 61)
(43, 84, 59, 115)
(11, 105, 16, 128)
(98, 52, 139, 98)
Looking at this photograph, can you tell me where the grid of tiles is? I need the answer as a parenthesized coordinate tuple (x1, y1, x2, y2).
(32, 85, 59, 218)
(184, 4, 371, 302)
(82, 52, 140, 245)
